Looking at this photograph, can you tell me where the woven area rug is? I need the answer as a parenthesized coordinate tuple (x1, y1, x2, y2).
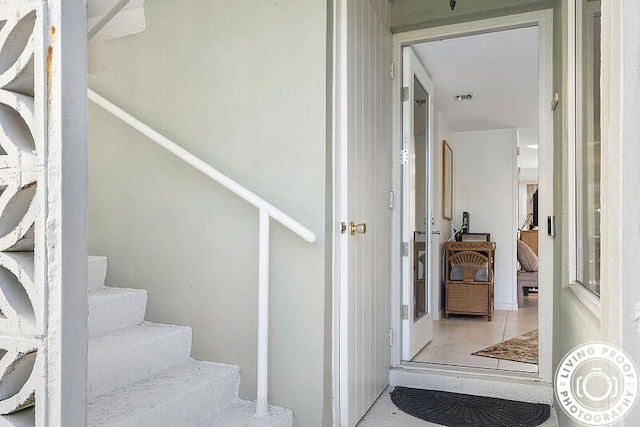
(391, 387, 550, 427)
(472, 329, 538, 364)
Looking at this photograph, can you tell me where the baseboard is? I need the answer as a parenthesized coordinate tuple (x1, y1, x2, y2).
(494, 301, 519, 311)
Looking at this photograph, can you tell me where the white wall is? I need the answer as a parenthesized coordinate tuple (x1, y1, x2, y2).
(431, 112, 452, 318)
(87, 1, 328, 425)
(451, 129, 518, 310)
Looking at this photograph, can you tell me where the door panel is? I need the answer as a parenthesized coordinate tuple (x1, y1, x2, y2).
(402, 47, 434, 361)
(338, 1, 393, 425)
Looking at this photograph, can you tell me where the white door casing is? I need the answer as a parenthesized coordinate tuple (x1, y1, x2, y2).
(392, 10, 554, 382)
(401, 47, 434, 361)
(333, 0, 394, 425)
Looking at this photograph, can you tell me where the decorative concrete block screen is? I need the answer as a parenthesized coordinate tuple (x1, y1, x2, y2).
(0, 1, 46, 423)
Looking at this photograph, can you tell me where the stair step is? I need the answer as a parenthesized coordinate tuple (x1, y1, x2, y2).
(89, 287, 147, 336)
(88, 360, 240, 427)
(193, 401, 293, 427)
(88, 322, 191, 398)
(88, 256, 108, 290)
(0, 408, 35, 427)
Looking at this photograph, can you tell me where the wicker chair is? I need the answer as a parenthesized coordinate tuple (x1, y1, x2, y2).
(448, 251, 488, 281)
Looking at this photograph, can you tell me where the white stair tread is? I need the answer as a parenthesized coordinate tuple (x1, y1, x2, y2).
(0, 408, 35, 427)
(88, 360, 239, 427)
(88, 322, 191, 398)
(88, 287, 147, 336)
(193, 401, 293, 427)
(88, 256, 108, 290)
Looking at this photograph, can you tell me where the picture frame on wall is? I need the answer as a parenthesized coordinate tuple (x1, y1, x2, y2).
(442, 140, 453, 220)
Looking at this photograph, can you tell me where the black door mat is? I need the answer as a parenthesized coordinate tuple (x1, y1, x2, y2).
(391, 387, 550, 427)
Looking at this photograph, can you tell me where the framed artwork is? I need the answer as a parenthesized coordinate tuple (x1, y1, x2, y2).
(442, 140, 453, 220)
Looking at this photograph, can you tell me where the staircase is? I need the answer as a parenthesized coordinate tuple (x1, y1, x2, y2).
(86, 256, 293, 427)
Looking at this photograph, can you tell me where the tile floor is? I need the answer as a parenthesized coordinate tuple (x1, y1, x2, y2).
(411, 293, 539, 373)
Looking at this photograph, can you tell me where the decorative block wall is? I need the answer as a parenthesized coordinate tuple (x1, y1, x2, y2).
(0, 1, 46, 423)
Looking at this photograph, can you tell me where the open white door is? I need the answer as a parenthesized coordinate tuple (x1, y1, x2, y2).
(402, 47, 434, 360)
(334, 1, 394, 425)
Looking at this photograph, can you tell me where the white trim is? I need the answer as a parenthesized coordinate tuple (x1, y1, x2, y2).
(401, 47, 435, 361)
(391, 9, 555, 382)
(568, 1, 604, 315)
(511, 129, 519, 309)
(45, 1, 89, 424)
(567, 0, 577, 284)
(567, 282, 601, 319)
(332, 0, 349, 425)
(569, 0, 600, 318)
(535, 9, 554, 383)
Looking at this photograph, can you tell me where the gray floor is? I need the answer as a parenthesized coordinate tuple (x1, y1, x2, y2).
(357, 386, 559, 426)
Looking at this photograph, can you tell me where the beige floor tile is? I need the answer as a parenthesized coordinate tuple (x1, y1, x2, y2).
(411, 293, 538, 371)
(429, 348, 499, 368)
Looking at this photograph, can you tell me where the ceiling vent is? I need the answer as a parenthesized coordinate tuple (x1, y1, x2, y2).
(454, 93, 474, 102)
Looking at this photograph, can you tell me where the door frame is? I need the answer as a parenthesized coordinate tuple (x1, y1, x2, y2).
(401, 46, 435, 360)
(390, 9, 555, 382)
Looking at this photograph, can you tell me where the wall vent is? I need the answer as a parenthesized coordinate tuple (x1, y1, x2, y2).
(454, 93, 474, 101)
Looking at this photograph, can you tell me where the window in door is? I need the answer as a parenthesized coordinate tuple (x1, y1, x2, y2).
(575, 0, 601, 296)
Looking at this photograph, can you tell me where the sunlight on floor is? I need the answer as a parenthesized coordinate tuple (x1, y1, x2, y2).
(411, 293, 539, 373)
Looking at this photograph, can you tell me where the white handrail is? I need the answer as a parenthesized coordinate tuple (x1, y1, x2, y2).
(89, 88, 315, 418)
(88, 0, 131, 41)
(88, 89, 316, 243)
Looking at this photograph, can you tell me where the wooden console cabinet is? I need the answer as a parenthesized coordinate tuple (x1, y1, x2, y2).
(444, 241, 496, 321)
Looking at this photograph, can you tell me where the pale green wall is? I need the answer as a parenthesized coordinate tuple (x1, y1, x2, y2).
(88, 1, 329, 426)
(390, 0, 554, 32)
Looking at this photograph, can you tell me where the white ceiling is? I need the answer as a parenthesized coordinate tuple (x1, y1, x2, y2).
(412, 26, 539, 171)
(412, 26, 539, 133)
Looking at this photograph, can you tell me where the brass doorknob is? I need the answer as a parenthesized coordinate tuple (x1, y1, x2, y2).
(350, 222, 367, 236)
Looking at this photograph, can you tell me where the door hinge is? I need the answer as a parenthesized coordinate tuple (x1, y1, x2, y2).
(400, 149, 409, 165)
(390, 61, 395, 80)
(402, 305, 409, 320)
(389, 329, 393, 347)
(389, 191, 395, 209)
(401, 241, 409, 257)
(401, 86, 409, 102)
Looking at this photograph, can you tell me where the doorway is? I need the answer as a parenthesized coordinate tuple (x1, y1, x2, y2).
(392, 10, 554, 382)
